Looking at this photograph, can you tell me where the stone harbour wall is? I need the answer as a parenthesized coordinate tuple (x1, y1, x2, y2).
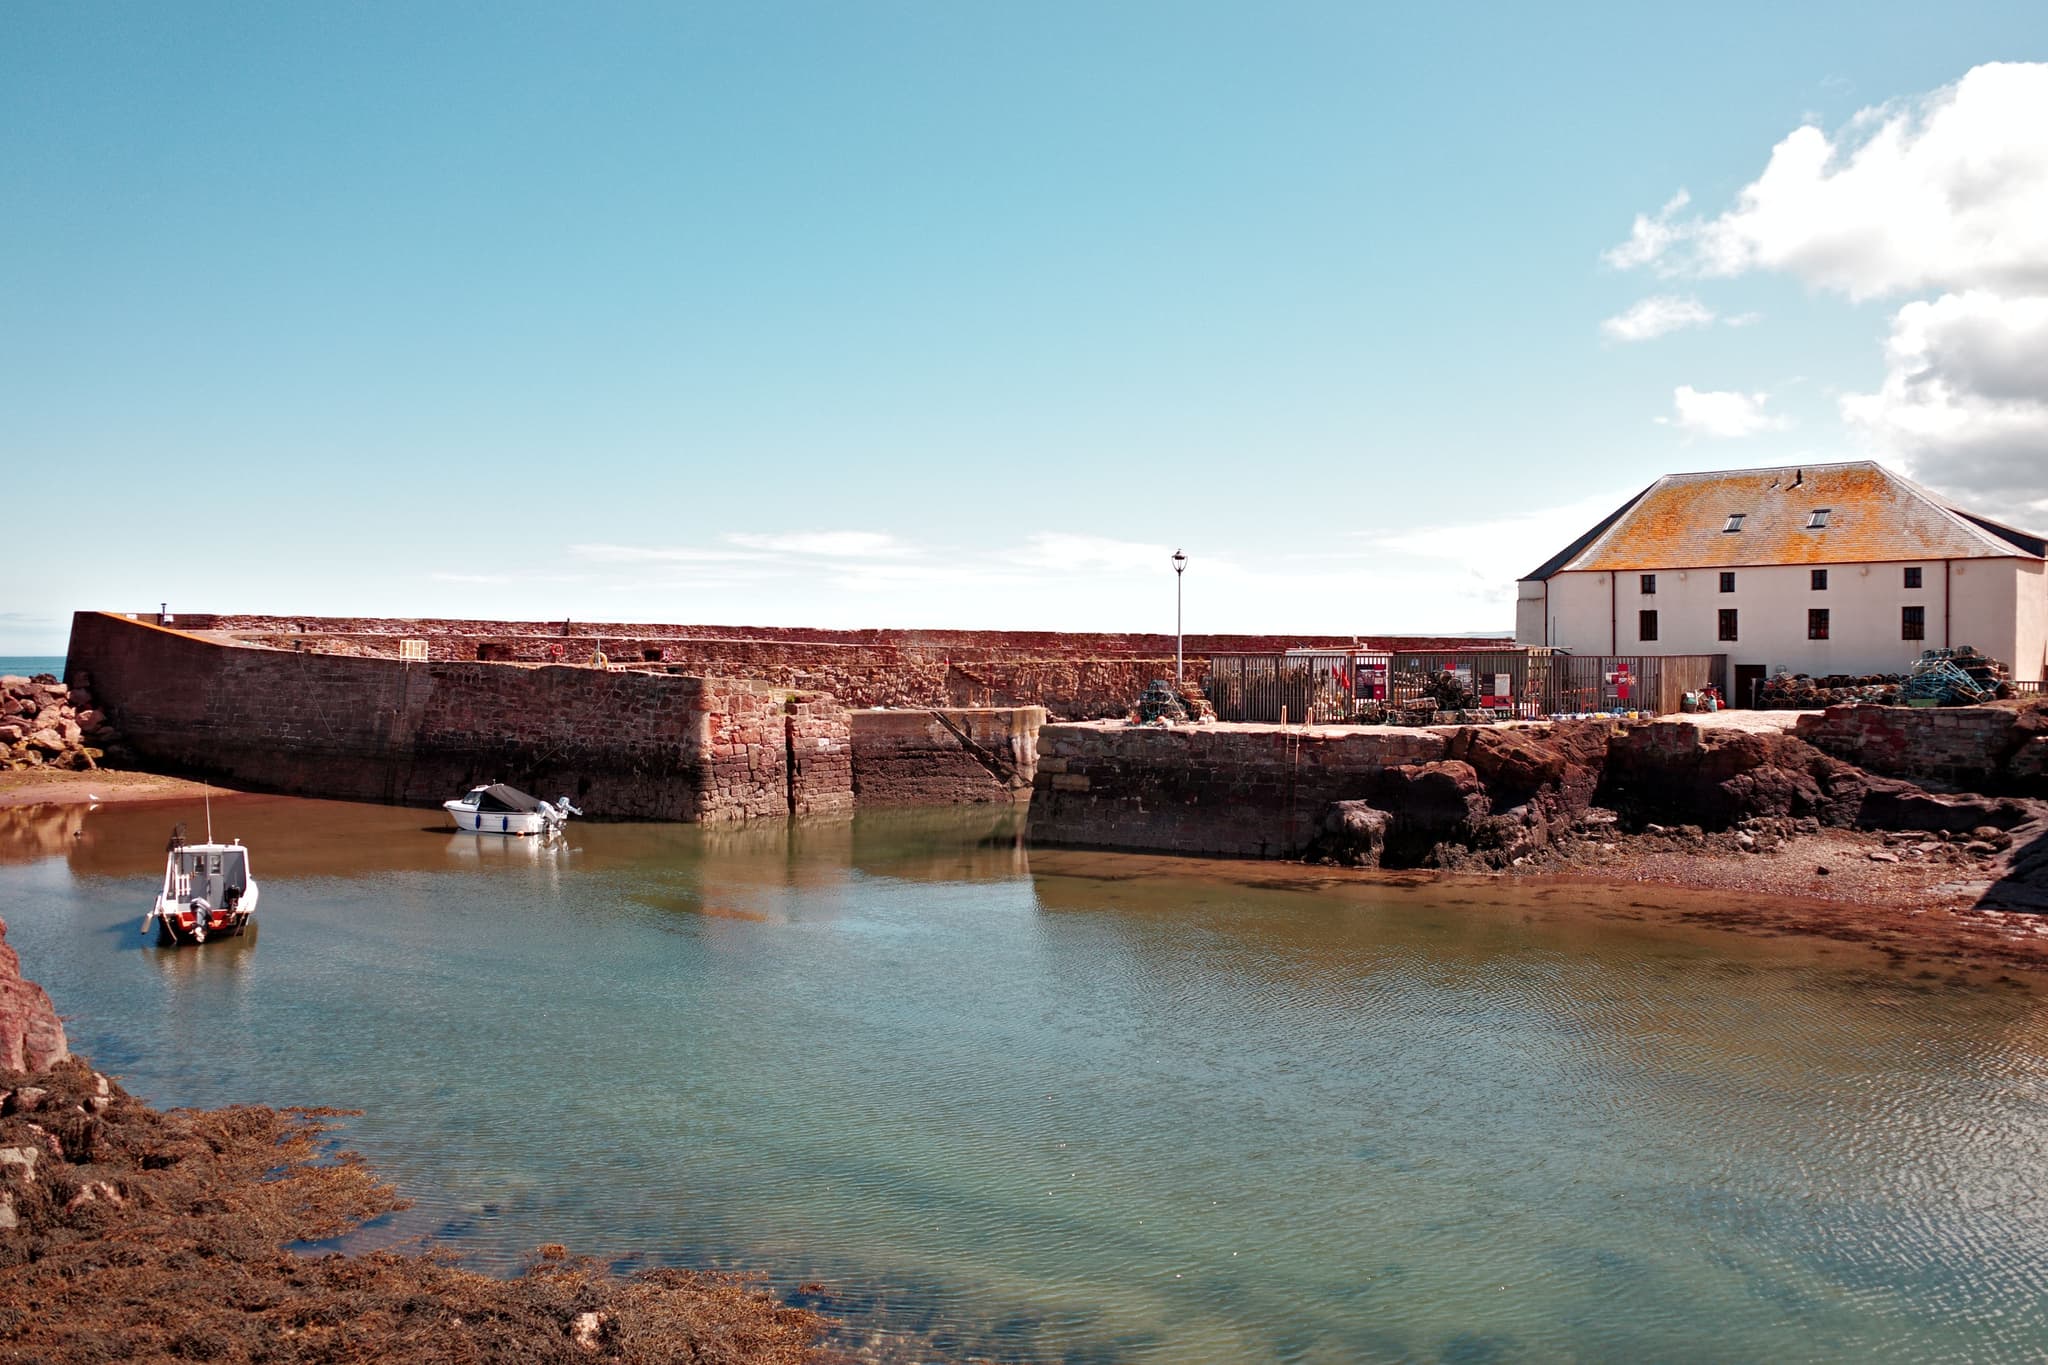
(65, 612, 845, 821)
(850, 707, 1045, 805)
(130, 612, 1508, 720)
(1794, 703, 2048, 793)
(67, 612, 1048, 822)
(1029, 721, 1449, 858)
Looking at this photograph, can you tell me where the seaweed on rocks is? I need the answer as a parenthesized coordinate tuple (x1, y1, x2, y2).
(0, 1058, 835, 1364)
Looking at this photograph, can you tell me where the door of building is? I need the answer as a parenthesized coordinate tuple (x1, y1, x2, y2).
(1733, 664, 1767, 709)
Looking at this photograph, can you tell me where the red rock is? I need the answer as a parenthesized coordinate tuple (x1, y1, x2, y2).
(0, 917, 69, 1073)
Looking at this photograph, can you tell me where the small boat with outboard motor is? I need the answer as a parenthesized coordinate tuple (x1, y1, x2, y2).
(443, 783, 581, 836)
(145, 824, 258, 946)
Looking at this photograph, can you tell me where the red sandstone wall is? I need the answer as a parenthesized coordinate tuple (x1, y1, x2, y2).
(160, 612, 1502, 656)
(787, 694, 854, 818)
(1795, 703, 2048, 792)
(1028, 722, 1447, 857)
(132, 611, 1504, 720)
(850, 707, 1044, 806)
(65, 613, 849, 821)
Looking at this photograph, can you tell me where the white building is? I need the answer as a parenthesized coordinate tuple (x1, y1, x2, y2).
(1516, 462, 2048, 698)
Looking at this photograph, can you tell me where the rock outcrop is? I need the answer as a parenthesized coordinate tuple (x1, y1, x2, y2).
(1302, 716, 2039, 872)
(0, 673, 118, 773)
(0, 918, 68, 1074)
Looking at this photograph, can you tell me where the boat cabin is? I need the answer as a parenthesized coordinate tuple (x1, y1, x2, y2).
(172, 843, 251, 910)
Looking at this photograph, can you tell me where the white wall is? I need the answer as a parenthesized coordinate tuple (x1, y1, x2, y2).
(1515, 581, 1546, 646)
(1540, 559, 2035, 677)
(2016, 559, 2047, 682)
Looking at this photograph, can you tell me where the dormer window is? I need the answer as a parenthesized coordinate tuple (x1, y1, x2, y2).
(1723, 513, 1746, 532)
(1807, 508, 1831, 528)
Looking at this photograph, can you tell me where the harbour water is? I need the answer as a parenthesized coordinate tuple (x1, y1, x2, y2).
(3, 794, 2047, 1362)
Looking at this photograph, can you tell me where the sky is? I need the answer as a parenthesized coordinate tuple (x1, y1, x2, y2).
(4, 3, 2046, 653)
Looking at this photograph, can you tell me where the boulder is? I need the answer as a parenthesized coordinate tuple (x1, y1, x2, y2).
(27, 728, 65, 755)
(1310, 800, 1390, 867)
(1603, 724, 1867, 829)
(1374, 760, 1490, 835)
(1855, 779, 2030, 834)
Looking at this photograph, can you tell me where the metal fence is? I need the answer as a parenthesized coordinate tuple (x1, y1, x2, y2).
(1204, 650, 1725, 722)
(1204, 652, 1358, 724)
(1542, 654, 1725, 717)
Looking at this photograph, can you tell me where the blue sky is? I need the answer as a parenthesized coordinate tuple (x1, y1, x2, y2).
(5, 3, 2045, 652)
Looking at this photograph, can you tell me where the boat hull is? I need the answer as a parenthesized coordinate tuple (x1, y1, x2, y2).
(444, 802, 556, 835)
(152, 883, 259, 947)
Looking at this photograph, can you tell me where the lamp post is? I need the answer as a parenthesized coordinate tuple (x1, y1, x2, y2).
(1171, 549, 1187, 682)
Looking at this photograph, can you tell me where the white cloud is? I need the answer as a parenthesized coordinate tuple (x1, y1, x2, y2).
(723, 531, 917, 559)
(1603, 190, 1694, 271)
(1841, 291, 2048, 513)
(1012, 532, 1180, 574)
(1600, 294, 1717, 342)
(1354, 491, 1635, 586)
(1657, 386, 1792, 438)
(1606, 63, 2048, 512)
(1607, 62, 2048, 300)
(569, 544, 770, 564)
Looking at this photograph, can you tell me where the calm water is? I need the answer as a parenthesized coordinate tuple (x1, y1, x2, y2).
(0, 656, 64, 677)
(4, 795, 2047, 1363)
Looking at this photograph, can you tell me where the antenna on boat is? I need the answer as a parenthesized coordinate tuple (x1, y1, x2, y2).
(204, 781, 214, 845)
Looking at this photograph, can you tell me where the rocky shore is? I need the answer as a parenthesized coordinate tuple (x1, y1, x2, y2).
(0, 673, 120, 774)
(0, 919, 834, 1364)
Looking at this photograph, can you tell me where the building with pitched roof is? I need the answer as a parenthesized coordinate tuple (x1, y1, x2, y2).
(1516, 461, 2048, 698)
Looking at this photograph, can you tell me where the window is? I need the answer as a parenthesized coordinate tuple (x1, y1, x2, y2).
(1807, 508, 1831, 528)
(1902, 605, 1926, 641)
(1640, 573, 1657, 595)
(1639, 609, 1659, 642)
(1719, 609, 1739, 642)
(1811, 568, 1828, 590)
(1904, 566, 1923, 589)
(1723, 513, 1746, 532)
(1808, 609, 1830, 640)
(1719, 571, 1736, 593)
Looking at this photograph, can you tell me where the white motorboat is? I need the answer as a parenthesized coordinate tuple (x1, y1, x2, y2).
(443, 783, 580, 836)
(145, 833, 258, 946)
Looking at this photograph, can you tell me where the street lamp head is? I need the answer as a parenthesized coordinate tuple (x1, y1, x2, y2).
(1172, 549, 1187, 575)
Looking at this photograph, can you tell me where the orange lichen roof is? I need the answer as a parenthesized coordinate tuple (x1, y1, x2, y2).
(1543, 462, 2040, 575)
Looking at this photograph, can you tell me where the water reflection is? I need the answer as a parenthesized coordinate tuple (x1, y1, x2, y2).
(3, 797, 2047, 1362)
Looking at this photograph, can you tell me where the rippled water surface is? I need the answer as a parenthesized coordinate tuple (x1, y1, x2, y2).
(5, 795, 2048, 1362)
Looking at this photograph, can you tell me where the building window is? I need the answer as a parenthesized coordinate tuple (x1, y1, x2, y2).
(1640, 573, 1656, 595)
(1719, 609, 1739, 642)
(1808, 609, 1830, 640)
(1902, 605, 1926, 641)
(1904, 566, 1923, 589)
(1807, 508, 1831, 528)
(1811, 568, 1828, 590)
(1639, 610, 1659, 642)
(1723, 513, 1746, 532)
(1719, 571, 1736, 593)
